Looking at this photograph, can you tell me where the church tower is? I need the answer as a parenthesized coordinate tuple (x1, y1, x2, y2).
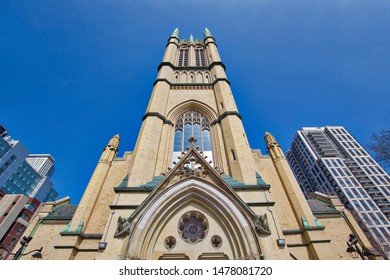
(19, 29, 376, 260)
(127, 28, 257, 187)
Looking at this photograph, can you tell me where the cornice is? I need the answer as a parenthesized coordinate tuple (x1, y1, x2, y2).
(153, 78, 230, 88)
(109, 205, 139, 210)
(165, 40, 179, 48)
(157, 61, 226, 72)
(142, 112, 173, 126)
(211, 111, 242, 126)
(204, 39, 217, 48)
(59, 232, 103, 239)
(114, 187, 153, 193)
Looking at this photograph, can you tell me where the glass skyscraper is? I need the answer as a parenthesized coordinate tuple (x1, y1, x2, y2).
(0, 124, 58, 202)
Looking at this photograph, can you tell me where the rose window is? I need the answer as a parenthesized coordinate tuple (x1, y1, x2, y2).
(178, 211, 208, 244)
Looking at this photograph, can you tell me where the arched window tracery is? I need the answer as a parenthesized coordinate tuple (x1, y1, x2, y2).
(173, 110, 211, 153)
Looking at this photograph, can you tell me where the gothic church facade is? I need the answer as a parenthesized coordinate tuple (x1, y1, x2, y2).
(20, 29, 375, 260)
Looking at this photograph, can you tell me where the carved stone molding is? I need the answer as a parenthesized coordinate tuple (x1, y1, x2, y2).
(175, 154, 209, 179)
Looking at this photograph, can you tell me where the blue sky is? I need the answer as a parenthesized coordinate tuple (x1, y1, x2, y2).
(1, 1, 389, 204)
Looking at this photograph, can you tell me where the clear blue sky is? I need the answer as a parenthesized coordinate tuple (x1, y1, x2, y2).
(1, 1, 389, 204)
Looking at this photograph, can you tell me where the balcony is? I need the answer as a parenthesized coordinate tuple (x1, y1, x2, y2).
(353, 171, 366, 176)
(371, 195, 384, 201)
(349, 166, 363, 172)
(362, 182, 375, 188)
(345, 162, 359, 168)
(381, 208, 390, 213)
(319, 146, 337, 151)
(377, 201, 390, 206)
(367, 189, 382, 196)
(308, 133, 325, 139)
(358, 178, 373, 184)
(320, 151, 339, 156)
(310, 136, 327, 141)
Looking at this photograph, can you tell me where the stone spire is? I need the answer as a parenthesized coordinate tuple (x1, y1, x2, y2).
(67, 134, 120, 239)
(265, 132, 283, 159)
(100, 134, 120, 162)
(264, 131, 277, 147)
(108, 134, 120, 149)
(264, 132, 318, 230)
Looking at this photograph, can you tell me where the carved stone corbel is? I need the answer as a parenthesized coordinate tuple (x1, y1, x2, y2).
(114, 216, 133, 238)
(253, 213, 271, 235)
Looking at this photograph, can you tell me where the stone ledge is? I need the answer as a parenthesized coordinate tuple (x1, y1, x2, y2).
(287, 240, 331, 248)
(109, 205, 139, 210)
(59, 232, 103, 239)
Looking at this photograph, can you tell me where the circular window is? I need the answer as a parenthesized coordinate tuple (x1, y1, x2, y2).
(178, 211, 208, 244)
(164, 236, 176, 250)
(211, 235, 222, 249)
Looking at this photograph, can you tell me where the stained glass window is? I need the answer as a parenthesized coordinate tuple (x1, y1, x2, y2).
(173, 110, 212, 153)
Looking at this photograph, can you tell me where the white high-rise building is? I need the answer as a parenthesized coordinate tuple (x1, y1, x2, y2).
(287, 126, 390, 258)
(25, 154, 55, 177)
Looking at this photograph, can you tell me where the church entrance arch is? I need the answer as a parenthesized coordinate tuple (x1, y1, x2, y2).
(126, 178, 262, 260)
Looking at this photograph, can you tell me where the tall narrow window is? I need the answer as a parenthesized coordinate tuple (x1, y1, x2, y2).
(231, 149, 237, 161)
(195, 46, 206, 66)
(178, 46, 189, 67)
(172, 110, 213, 166)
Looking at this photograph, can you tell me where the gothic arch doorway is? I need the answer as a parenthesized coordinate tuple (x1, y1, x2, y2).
(126, 178, 263, 260)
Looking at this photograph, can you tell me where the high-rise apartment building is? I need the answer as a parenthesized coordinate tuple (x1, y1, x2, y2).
(287, 126, 390, 258)
(0, 124, 58, 202)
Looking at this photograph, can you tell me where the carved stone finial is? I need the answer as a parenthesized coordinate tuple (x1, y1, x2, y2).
(253, 214, 271, 235)
(171, 27, 179, 38)
(114, 216, 133, 238)
(188, 137, 197, 146)
(264, 131, 277, 147)
(204, 27, 213, 38)
(108, 134, 120, 148)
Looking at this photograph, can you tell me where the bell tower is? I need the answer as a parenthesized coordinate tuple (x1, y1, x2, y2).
(127, 28, 257, 187)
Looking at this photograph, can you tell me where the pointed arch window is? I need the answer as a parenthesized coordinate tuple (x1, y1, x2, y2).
(178, 46, 189, 67)
(195, 46, 206, 66)
(173, 110, 212, 153)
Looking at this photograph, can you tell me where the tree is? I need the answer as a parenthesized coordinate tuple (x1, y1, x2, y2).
(368, 129, 390, 167)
